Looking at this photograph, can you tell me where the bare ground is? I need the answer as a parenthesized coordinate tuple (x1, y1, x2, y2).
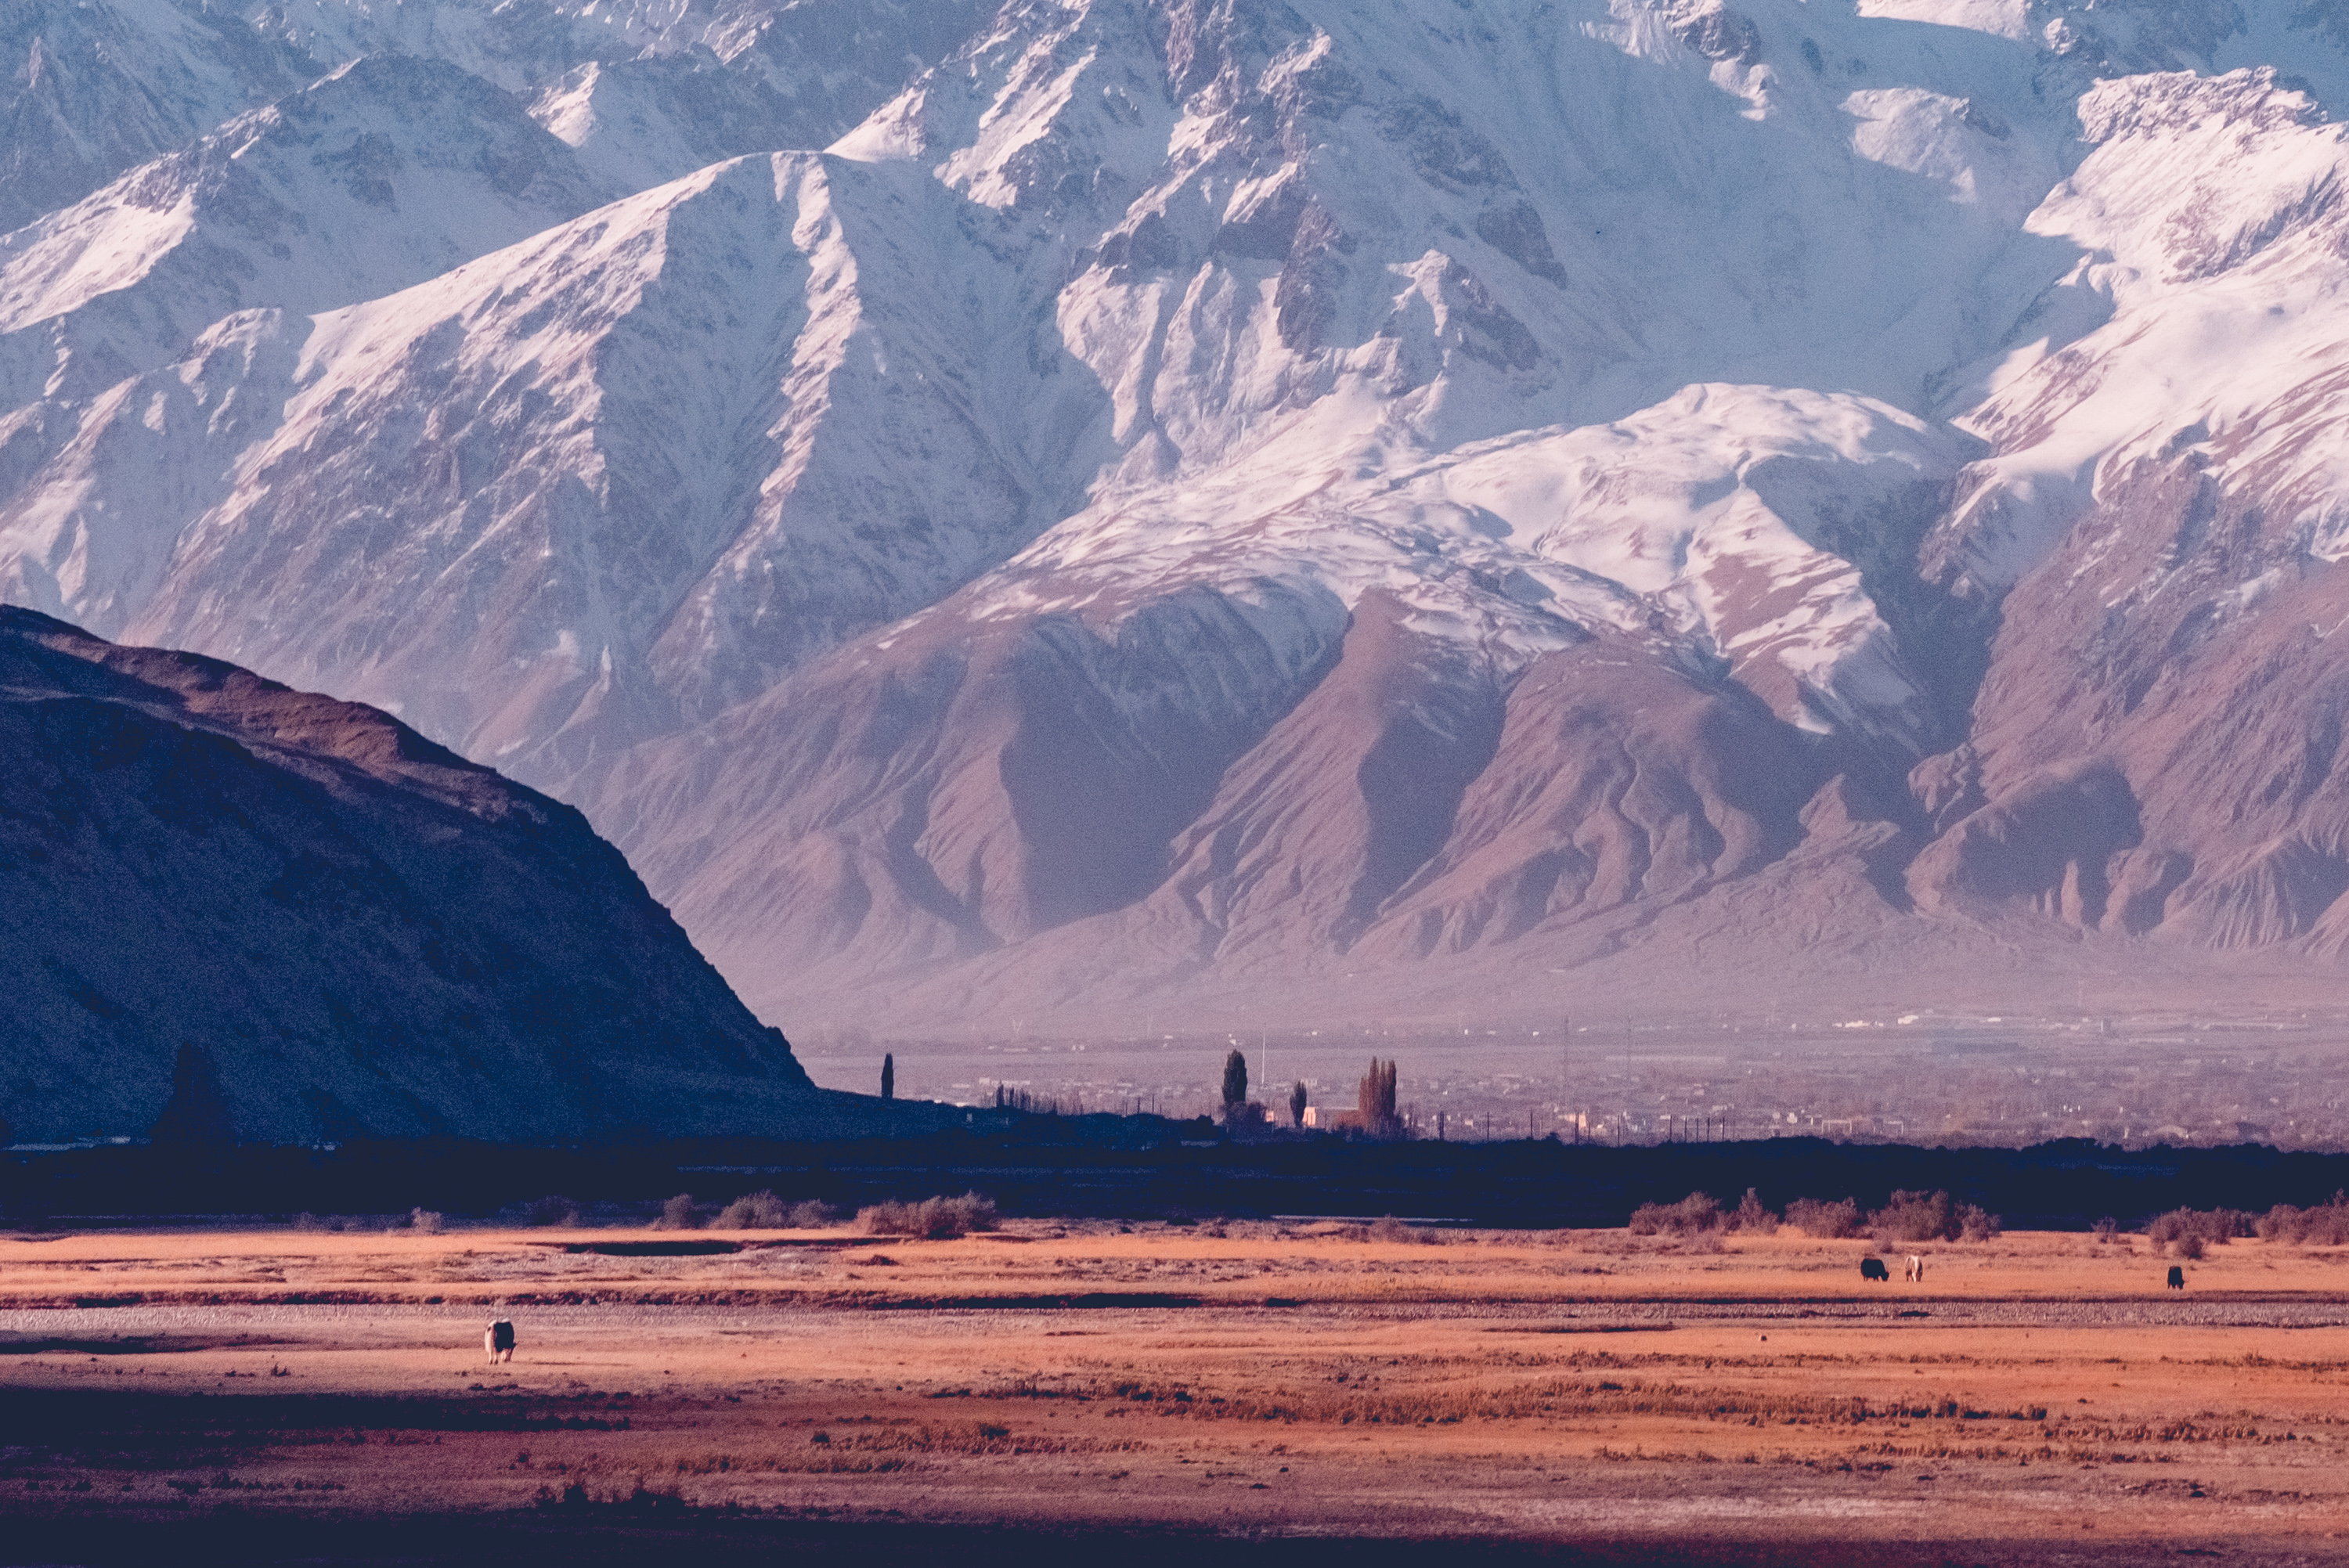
(2, 1224, 2347, 1563)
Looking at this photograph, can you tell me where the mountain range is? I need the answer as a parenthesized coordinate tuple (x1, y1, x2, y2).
(9, 0, 2349, 1038)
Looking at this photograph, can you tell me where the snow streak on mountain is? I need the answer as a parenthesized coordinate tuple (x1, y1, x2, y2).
(9, 0, 2349, 1034)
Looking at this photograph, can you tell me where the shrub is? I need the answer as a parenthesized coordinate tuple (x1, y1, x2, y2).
(291, 1212, 326, 1232)
(2255, 1193, 2349, 1246)
(408, 1208, 446, 1235)
(655, 1192, 700, 1231)
(713, 1192, 835, 1229)
(1629, 1191, 1721, 1236)
(2172, 1233, 2205, 1260)
(1783, 1197, 1862, 1239)
(2145, 1207, 2253, 1249)
(1958, 1203, 2001, 1242)
(1729, 1188, 1776, 1234)
(857, 1192, 998, 1239)
(1871, 1189, 1955, 1244)
(523, 1195, 581, 1228)
(1365, 1214, 1442, 1245)
(714, 1191, 790, 1229)
(2092, 1217, 2120, 1244)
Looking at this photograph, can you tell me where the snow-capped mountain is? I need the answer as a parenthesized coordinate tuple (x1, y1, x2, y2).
(9, 0, 2349, 1036)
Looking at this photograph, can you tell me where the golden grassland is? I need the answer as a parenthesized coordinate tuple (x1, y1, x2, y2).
(3, 1223, 2347, 1556)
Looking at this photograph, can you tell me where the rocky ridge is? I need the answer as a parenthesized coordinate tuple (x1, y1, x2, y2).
(0, 604, 888, 1144)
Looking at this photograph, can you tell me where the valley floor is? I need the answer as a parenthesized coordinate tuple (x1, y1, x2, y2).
(2, 1225, 2347, 1563)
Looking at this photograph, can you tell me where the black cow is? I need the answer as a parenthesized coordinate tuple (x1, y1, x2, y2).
(1860, 1256, 1891, 1281)
(2167, 1265, 2186, 1291)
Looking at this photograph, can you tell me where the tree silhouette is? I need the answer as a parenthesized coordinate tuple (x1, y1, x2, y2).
(1289, 1080, 1308, 1129)
(1221, 1048, 1248, 1109)
(881, 1053, 895, 1101)
(1357, 1058, 1399, 1138)
(150, 1042, 235, 1146)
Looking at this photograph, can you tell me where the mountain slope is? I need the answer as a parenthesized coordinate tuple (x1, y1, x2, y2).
(0, 0, 319, 235)
(0, 605, 865, 1144)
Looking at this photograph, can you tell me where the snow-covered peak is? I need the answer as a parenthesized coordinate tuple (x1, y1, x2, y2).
(0, 52, 614, 333)
(1936, 67, 2349, 592)
(0, 0, 322, 233)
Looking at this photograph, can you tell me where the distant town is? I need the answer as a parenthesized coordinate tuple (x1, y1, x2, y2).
(794, 1011, 2349, 1151)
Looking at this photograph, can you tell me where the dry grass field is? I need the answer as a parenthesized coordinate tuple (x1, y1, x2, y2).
(3, 1220, 2348, 1563)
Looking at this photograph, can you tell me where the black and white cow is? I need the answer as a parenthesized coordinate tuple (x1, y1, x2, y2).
(485, 1319, 516, 1362)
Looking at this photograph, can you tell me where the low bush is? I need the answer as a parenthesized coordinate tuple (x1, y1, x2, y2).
(2145, 1207, 2254, 1249)
(1958, 1203, 2001, 1242)
(1871, 1189, 1954, 1243)
(715, 1191, 789, 1229)
(1729, 1188, 1777, 1233)
(2256, 1194, 2349, 1246)
(1365, 1214, 1443, 1245)
(1629, 1191, 1721, 1236)
(655, 1192, 700, 1231)
(291, 1212, 326, 1232)
(2092, 1217, 2120, 1244)
(1782, 1197, 1862, 1239)
(857, 1192, 998, 1239)
(408, 1208, 445, 1235)
(713, 1192, 838, 1230)
(522, 1195, 581, 1228)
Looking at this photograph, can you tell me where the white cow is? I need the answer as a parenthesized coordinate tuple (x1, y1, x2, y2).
(1905, 1254, 1925, 1283)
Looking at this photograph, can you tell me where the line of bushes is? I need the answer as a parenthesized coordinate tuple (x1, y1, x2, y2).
(2142, 1194, 2349, 1256)
(1629, 1188, 2000, 1243)
(648, 1188, 998, 1238)
(1630, 1190, 2349, 1256)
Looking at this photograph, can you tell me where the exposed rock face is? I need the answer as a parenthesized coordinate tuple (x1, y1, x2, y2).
(0, 606, 839, 1144)
(9, 2, 2349, 1034)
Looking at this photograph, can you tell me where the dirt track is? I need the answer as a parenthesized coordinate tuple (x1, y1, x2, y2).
(2, 1223, 2347, 1563)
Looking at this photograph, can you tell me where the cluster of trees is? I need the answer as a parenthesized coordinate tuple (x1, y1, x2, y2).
(1629, 1188, 2001, 1242)
(1356, 1058, 1401, 1138)
(1214, 1051, 1338, 1134)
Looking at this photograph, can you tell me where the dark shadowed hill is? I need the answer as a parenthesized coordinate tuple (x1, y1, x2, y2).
(0, 607, 915, 1144)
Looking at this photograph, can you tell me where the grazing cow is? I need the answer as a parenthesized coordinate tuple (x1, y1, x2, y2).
(485, 1319, 516, 1363)
(1860, 1256, 1891, 1282)
(2167, 1265, 2186, 1291)
(1906, 1254, 1925, 1283)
